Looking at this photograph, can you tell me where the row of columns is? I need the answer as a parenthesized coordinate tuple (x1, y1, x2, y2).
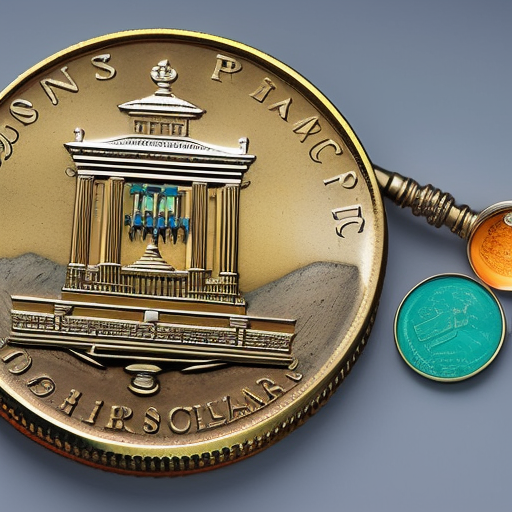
(69, 176, 241, 285)
(184, 182, 240, 274)
(70, 176, 125, 266)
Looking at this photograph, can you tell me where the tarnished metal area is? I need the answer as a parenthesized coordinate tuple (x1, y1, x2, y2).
(0, 30, 386, 474)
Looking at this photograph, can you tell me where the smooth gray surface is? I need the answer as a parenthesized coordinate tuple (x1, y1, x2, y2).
(0, 1, 511, 510)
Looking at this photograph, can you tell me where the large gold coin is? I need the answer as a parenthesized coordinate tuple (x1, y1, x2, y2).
(0, 30, 385, 474)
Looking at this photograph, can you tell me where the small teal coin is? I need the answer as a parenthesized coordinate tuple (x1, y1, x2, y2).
(395, 274, 506, 381)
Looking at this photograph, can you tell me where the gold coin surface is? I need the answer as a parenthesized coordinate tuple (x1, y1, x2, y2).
(0, 30, 385, 474)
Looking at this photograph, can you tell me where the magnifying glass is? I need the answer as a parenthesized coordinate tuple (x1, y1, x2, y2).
(375, 165, 512, 291)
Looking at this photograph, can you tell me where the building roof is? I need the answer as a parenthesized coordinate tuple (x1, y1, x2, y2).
(65, 135, 255, 185)
(118, 59, 204, 119)
(65, 60, 255, 185)
(118, 93, 205, 119)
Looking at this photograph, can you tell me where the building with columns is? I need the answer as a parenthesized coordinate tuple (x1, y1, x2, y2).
(64, 59, 255, 308)
(8, 60, 296, 384)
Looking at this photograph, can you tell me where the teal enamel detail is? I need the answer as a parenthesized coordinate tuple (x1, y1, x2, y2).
(395, 275, 505, 381)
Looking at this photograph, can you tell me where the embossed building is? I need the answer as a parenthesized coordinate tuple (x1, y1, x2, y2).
(8, 60, 296, 392)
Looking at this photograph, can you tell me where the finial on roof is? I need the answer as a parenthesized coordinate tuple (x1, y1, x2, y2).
(151, 60, 178, 96)
(74, 127, 84, 142)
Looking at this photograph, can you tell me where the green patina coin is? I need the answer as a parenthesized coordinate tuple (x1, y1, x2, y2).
(395, 274, 506, 381)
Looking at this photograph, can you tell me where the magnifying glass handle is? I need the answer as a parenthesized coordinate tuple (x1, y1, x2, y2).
(374, 165, 478, 240)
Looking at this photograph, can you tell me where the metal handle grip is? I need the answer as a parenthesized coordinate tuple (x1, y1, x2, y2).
(374, 165, 478, 240)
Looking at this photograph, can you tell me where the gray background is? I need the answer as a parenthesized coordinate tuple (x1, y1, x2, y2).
(0, 1, 511, 510)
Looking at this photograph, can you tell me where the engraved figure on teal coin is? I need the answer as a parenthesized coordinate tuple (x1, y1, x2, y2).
(395, 275, 504, 381)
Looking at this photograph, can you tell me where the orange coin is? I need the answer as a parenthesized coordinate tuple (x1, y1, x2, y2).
(468, 203, 512, 290)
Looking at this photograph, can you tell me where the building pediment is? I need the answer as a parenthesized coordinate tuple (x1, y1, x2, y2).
(65, 135, 255, 185)
(67, 135, 252, 160)
(118, 93, 205, 119)
(65, 60, 255, 185)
